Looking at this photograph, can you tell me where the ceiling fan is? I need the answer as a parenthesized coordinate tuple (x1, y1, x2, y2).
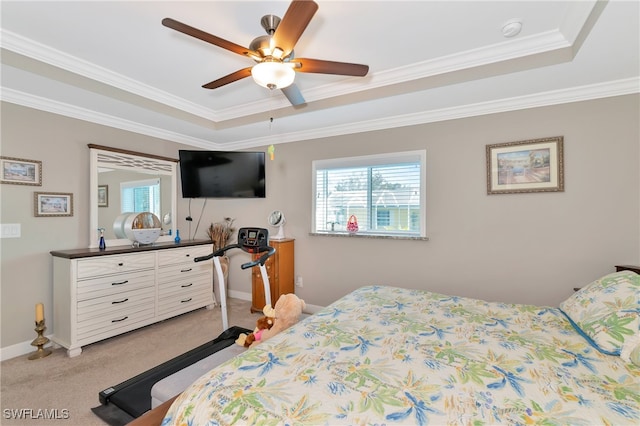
(162, 0, 369, 106)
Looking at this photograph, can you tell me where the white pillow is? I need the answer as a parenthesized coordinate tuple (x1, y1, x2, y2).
(559, 271, 640, 356)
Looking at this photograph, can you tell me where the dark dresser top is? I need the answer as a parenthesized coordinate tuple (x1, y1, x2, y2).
(50, 239, 212, 259)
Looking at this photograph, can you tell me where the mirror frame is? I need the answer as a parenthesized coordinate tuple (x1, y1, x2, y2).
(89, 144, 178, 248)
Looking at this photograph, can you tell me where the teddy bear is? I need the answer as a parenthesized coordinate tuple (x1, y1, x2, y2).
(235, 302, 275, 347)
(235, 314, 275, 347)
(249, 293, 305, 347)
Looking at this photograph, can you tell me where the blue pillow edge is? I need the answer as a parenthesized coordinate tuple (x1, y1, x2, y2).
(558, 308, 621, 356)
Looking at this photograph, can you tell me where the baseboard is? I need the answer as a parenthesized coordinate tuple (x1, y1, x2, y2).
(302, 303, 324, 314)
(227, 290, 324, 314)
(227, 290, 251, 301)
(0, 333, 57, 361)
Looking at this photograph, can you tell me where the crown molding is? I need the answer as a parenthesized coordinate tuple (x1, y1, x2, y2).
(3, 77, 638, 150)
(559, 0, 603, 43)
(2, 77, 637, 150)
(0, 22, 578, 124)
(210, 77, 640, 150)
(0, 29, 218, 121)
(216, 29, 573, 118)
(0, 87, 215, 149)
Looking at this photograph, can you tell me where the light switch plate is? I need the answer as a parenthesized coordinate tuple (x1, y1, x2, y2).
(1, 223, 21, 238)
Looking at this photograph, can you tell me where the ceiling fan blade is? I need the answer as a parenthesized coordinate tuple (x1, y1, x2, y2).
(202, 67, 253, 89)
(281, 84, 306, 106)
(272, 0, 319, 57)
(162, 18, 257, 59)
(293, 58, 369, 76)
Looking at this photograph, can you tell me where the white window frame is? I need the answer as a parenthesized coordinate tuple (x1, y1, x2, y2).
(312, 150, 427, 238)
(120, 178, 161, 218)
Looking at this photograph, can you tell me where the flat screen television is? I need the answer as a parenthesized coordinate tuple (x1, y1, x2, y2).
(179, 150, 265, 198)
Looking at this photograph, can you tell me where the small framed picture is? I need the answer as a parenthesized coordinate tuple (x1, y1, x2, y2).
(486, 136, 564, 195)
(1, 156, 42, 186)
(34, 192, 74, 217)
(98, 185, 109, 207)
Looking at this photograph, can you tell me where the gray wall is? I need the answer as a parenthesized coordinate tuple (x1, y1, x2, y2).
(1, 94, 638, 354)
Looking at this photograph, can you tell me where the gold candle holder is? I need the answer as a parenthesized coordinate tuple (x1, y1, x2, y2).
(28, 319, 52, 360)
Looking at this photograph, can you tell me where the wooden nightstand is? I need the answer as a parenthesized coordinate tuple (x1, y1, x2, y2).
(251, 238, 295, 313)
(615, 265, 640, 274)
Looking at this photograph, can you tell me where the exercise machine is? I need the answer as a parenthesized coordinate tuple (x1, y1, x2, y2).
(195, 227, 275, 330)
(95, 228, 275, 421)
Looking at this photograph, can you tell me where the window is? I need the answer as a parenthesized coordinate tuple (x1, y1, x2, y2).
(121, 178, 160, 217)
(312, 150, 426, 237)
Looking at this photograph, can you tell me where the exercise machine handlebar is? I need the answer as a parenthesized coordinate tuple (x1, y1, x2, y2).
(193, 244, 275, 268)
(240, 246, 276, 269)
(193, 245, 238, 263)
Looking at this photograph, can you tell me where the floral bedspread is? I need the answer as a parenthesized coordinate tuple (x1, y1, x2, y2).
(163, 285, 639, 425)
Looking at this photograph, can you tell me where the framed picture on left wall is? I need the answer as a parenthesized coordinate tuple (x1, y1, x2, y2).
(34, 192, 74, 217)
(0, 156, 42, 186)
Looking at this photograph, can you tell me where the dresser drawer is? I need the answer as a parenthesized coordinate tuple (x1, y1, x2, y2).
(77, 286, 155, 322)
(158, 274, 211, 298)
(157, 245, 212, 266)
(77, 270, 155, 301)
(76, 304, 155, 342)
(157, 261, 211, 284)
(77, 252, 155, 279)
(157, 287, 213, 317)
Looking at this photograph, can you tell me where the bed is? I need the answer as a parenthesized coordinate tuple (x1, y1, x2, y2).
(161, 270, 639, 425)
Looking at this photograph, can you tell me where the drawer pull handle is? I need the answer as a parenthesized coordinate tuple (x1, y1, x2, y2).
(185, 254, 190, 257)
(181, 283, 193, 288)
(181, 298, 193, 303)
(111, 280, 129, 286)
(112, 298, 129, 304)
(112, 316, 128, 323)
(180, 268, 192, 273)
(118, 263, 124, 266)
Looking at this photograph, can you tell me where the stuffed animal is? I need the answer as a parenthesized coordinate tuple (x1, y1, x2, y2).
(250, 293, 305, 347)
(235, 313, 275, 347)
(236, 315, 274, 347)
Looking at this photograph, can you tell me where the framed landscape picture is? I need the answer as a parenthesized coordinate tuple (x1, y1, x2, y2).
(1, 156, 42, 186)
(486, 136, 564, 195)
(98, 185, 109, 207)
(34, 192, 73, 217)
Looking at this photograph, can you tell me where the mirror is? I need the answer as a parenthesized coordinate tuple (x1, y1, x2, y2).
(89, 144, 178, 248)
(268, 210, 286, 240)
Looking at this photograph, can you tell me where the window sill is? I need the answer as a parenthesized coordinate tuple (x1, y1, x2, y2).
(309, 232, 429, 241)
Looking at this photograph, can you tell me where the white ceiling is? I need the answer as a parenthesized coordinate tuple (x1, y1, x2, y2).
(1, 0, 638, 150)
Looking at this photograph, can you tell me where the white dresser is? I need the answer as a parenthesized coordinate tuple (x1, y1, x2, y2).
(51, 240, 214, 357)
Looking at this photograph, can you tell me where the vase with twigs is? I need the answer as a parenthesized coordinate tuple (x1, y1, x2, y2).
(206, 218, 236, 296)
(207, 217, 236, 251)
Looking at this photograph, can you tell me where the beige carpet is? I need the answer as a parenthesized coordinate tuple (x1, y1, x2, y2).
(0, 298, 261, 425)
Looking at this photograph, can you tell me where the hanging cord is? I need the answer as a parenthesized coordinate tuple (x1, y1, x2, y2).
(192, 198, 207, 239)
(186, 199, 193, 239)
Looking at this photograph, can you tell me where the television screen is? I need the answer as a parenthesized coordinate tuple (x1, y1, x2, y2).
(179, 150, 265, 198)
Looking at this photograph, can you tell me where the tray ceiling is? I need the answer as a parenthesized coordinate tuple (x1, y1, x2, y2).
(1, 1, 638, 150)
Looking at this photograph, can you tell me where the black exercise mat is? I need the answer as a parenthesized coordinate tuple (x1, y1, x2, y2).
(91, 404, 134, 426)
(92, 325, 251, 425)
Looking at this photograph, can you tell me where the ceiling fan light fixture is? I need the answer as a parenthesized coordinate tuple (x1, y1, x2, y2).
(251, 61, 295, 89)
